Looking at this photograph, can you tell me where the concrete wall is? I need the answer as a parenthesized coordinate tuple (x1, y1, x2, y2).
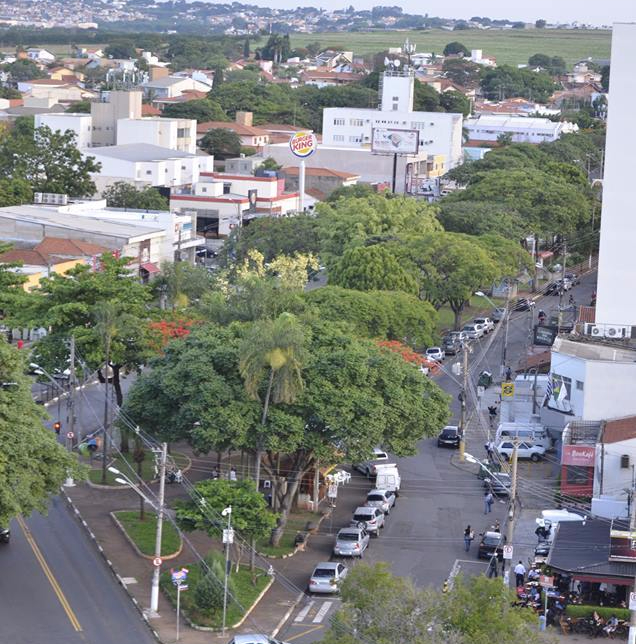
(593, 437, 636, 502)
(91, 91, 142, 146)
(596, 24, 636, 327)
(35, 113, 92, 149)
(116, 118, 197, 153)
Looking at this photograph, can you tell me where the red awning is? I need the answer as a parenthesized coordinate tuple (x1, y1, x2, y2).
(140, 262, 160, 274)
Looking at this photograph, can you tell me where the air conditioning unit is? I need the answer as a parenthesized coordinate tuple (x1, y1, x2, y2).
(583, 323, 604, 337)
(604, 325, 632, 339)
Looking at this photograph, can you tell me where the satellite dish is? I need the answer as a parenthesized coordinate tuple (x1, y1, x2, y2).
(384, 57, 390, 66)
(393, 59, 401, 68)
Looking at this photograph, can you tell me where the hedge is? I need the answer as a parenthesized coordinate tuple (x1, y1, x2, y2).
(565, 604, 630, 621)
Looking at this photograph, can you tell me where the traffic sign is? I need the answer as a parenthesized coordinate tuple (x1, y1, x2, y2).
(171, 568, 189, 584)
(153, 557, 163, 567)
(630, 592, 636, 611)
(540, 575, 554, 588)
(501, 382, 515, 398)
(223, 528, 234, 544)
(327, 484, 338, 499)
(502, 545, 513, 560)
(66, 431, 75, 439)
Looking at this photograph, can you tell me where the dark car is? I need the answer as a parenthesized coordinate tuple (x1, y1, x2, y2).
(565, 272, 580, 286)
(545, 282, 560, 296)
(437, 425, 461, 448)
(512, 298, 535, 311)
(477, 530, 506, 560)
(442, 336, 461, 356)
(0, 527, 9, 543)
(484, 472, 511, 496)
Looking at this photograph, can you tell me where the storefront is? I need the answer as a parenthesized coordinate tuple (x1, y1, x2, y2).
(560, 444, 595, 498)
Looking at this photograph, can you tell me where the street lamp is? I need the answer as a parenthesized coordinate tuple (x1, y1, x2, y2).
(221, 506, 233, 634)
(474, 290, 510, 379)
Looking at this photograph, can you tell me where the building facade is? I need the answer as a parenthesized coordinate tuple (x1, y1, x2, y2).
(464, 115, 578, 144)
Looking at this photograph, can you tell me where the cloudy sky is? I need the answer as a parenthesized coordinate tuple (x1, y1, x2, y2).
(264, 0, 635, 25)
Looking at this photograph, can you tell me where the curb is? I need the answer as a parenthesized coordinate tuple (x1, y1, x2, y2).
(110, 511, 183, 561)
(59, 487, 163, 643)
(257, 509, 331, 560)
(271, 591, 305, 639)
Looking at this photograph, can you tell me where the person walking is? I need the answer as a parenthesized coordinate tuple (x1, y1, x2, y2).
(229, 466, 237, 481)
(464, 525, 474, 552)
(514, 560, 526, 588)
(487, 556, 499, 578)
(505, 366, 513, 381)
(484, 491, 493, 514)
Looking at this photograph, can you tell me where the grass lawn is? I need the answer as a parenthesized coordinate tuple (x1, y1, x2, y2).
(161, 559, 270, 629)
(435, 295, 506, 337)
(88, 450, 188, 485)
(291, 28, 611, 67)
(113, 510, 181, 557)
(255, 509, 318, 557)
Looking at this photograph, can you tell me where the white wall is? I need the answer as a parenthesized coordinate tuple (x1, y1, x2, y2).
(380, 72, 414, 112)
(116, 118, 197, 153)
(596, 24, 636, 327)
(593, 437, 636, 502)
(35, 113, 93, 149)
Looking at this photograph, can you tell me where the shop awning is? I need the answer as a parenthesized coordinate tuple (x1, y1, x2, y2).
(140, 262, 160, 274)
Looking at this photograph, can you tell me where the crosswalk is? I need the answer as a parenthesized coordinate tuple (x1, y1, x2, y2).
(293, 598, 339, 625)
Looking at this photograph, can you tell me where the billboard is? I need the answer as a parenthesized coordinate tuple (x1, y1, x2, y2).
(610, 521, 636, 561)
(289, 131, 317, 158)
(372, 128, 419, 155)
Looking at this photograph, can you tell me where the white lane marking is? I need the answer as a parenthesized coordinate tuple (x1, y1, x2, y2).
(294, 600, 314, 622)
(312, 601, 333, 623)
(448, 559, 461, 589)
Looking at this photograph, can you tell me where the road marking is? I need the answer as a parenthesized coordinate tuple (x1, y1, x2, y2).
(17, 516, 82, 632)
(312, 600, 333, 623)
(294, 600, 314, 622)
(448, 559, 462, 589)
(287, 625, 324, 641)
(121, 577, 138, 585)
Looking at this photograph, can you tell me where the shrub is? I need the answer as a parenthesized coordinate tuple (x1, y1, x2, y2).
(193, 554, 234, 613)
(565, 604, 630, 621)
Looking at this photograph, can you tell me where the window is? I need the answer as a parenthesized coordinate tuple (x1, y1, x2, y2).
(177, 128, 187, 138)
(349, 135, 361, 143)
(576, 380, 584, 391)
(392, 96, 398, 101)
(181, 165, 186, 170)
(333, 134, 344, 142)
(333, 118, 345, 126)
(146, 170, 152, 175)
(201, 187, 207, 193)
(350, 118, 363, 127)
(392, 103, 398, 111)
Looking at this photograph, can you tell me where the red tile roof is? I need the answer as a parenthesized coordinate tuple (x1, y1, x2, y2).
(35, 237, 107, 257)
(196, 121, 269, 137)
(142, 104, 161, 116)
(603, 416, 636, 444)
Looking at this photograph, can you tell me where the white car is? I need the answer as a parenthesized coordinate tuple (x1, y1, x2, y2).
(353, 448, 389, 477)
(425, 347, 445, 362)
(308, 561, 348, 594)
(496, 440, 546, 462)
(473, 317, 494, 333)
(365, 489, 396, 515)
(462, 323, 485, 340)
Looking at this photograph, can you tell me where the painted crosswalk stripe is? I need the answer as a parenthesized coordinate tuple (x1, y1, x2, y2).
(312, 601, 333, 623)
(294, 600, 314, 622)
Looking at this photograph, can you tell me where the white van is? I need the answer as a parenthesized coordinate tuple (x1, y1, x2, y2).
(536, 509, 586, 541)
(375, 465, 401, 496)
(495, 423, 552, 451)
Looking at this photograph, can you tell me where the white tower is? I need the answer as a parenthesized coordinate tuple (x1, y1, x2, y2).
(595, 23, 636, 328)
(380, 69, 415, 113)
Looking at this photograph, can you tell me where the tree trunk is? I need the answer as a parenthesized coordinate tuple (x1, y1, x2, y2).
(254, 368, 275, 488)
(270, 475, 301, 547)
(452, 305, 463, 331)
(249, 536, 256, 573)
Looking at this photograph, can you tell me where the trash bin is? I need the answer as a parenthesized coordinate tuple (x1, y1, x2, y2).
(478, 370, 493, 388)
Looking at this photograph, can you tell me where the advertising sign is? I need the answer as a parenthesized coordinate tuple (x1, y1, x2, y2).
(289, 131, 317, 158)
(534, 325, 558, 347)
(561, 445, 595, 467)
(501, 382, 515, 398)
(372, 128, 419, 155)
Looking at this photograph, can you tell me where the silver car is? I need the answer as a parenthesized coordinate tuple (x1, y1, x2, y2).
(351, 506, 385, 536)
(308, 561, 348, 594)
(365, 489, 396, 515)
(333, 527, 370, 558)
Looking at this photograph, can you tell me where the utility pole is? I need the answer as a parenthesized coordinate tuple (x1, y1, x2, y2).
(501, 285, 511, 379)
(68, 335, 76, 447)
(459, 347, 469, 462)
(222, 506, 233, 634)
(150, 442, 168, 616)
(100, 352, 110, 485)
(557, 240, 567, 334)
(504, 439, 519, 585)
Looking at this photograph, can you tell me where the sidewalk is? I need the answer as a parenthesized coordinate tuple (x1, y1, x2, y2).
(63, 445, 333, 644)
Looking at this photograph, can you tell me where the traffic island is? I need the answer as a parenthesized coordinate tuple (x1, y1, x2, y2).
(87, 451, 190, 487)
(111, 510, 183, 559)
(255, 509, 330, 559)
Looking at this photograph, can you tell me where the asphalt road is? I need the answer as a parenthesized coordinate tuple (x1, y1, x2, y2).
(0, 498, 157, 644)
(277, 271, 598, 644)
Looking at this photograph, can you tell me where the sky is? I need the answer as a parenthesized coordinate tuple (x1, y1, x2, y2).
(261, 0, 636, 26)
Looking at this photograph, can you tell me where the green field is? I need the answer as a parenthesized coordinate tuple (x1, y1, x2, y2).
(291, 28, 611, 67)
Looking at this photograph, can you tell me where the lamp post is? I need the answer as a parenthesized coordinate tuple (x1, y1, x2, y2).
(221, 506, 233, 634)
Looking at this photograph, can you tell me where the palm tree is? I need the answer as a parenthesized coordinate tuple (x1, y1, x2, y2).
(94, 301, 119, 484)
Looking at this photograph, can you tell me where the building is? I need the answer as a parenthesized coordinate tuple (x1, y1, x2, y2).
(280, 166, 359, 199)
(472, 98, 561, 118)
(86, 144, 214, 191)
(141, 76, 210, 100)
(300, 70, 365, 88)
(197, 112, 270, 149)
(116, 117, 197, 154)
(26, 48, 55, 64)
(224, 154, 267, 175)
(463, 114, 577, 144)
(91, 91, 142, 147)
(34, 112, 93, 149)
(17, 79, 96, 103)
(170, 172, 299, 238)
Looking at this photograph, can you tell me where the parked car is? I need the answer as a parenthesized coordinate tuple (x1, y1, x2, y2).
(442, 336, 462, 355)
(425, 346, 445, 362)
(228, 636, 290, 644)
(351, 506, 385, 536)
(512, 298, 535, 311)
(555, 278, 572, 292)
(496, 440, 546, 462)
(483, 472, 511, 496)
(353, 448, 389, 477)
(308, 562, 348, 594)
(477, 530, 506, 560)
(333, 527, 370, 558)
(545, 282, 560, 296)
(0, 526, 9, 543)
(491, 308, 506, 323)
(365, 489, 396, 515)
(449, 330, 468, 344)
(565, 272, 580, 286)
(462, 323, 485, 340)
(473, 317, 494, 333)
(437, 425, 461, 448)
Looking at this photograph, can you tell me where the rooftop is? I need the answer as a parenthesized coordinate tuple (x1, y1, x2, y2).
(142, 76, 191, 89)
(553, 336, 636, 362)
(0, 236, 108, 267)
(602, 416, 636, 444)
(282, 166, 360, 179)
(196, 121, 269, 137)
(88, 143, 197, 162)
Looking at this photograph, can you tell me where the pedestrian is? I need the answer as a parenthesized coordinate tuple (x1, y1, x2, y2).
(505, 366, 513, 381)
(492, 520, 501, 533)
(16, 339, 24, 349)
(484, 491, 493, 514)
(229, 466, 237, 481)
(514, 560, 526, 588)
(488, 404, 497, 428)
(487, 556, 499, 578)
(464, 525, 474, 552)
(485, 442, 493, 460)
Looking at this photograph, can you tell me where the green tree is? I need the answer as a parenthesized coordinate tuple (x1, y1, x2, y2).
(497, 132, 513, 146)
(66, 100, 91, 113)
(326, 183, 376, 203)
(437, 201, 528, 240)
(0, 86, 22, 99)
(330, 244, 418, 295)
(413, 81, 442, 112)
(443, 41, 469, 56)
(535, 19, 547, 28)
(3, 58, 46, 81)
(153, 261, 214, 310)
(243, 38, 250, 59)
(0, 339, 81, 526)
(104, 40, 137, 59)
(0, 177, 32, 208)
(199, 128, 241, 160)
(102, 182, 168, 210)
(440, 90, 471, 116)
(258, 157, 281, 172)
(480, 65, 557, 103)
(442, 58, 481, 88)
(161, 98, 228, 123)
(193, 556, 230, 612)
(601, 65, 610, 92)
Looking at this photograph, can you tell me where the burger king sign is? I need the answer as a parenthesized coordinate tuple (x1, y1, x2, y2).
(289, 131, 317, 158)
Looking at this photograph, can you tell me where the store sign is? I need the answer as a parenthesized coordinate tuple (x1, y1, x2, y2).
(561, 445, 595, 467)
(289, 131, 317, 158)
(534, 325, 558, 347)
(371, 128, 419, 155)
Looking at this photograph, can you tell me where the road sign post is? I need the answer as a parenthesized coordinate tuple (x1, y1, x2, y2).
(503, 545, 513, 560)
(172, 568, 189, 641)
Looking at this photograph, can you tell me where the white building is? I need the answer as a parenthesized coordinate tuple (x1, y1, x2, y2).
(464, 115, 578, 144)
(141, 76, 211, 99)
(86, 143, 214, 192)
(26, 48, 55, 63)
(116, 117, 197, 154)
(34, 113, 93, 148)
